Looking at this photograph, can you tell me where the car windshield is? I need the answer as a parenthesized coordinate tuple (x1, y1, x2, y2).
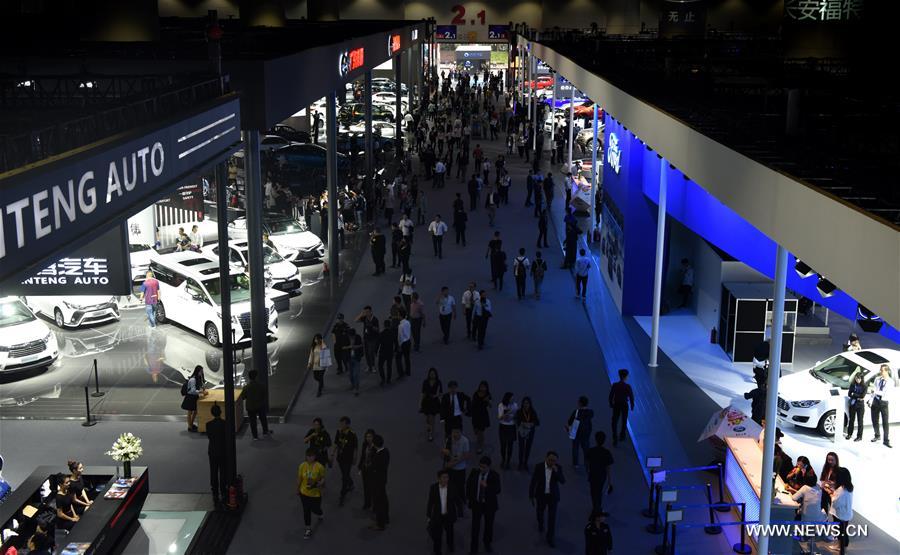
(203, 274, 252, 305)
(129, 244, 151, 253)
(266, 216, 308, 235)
(0, 299, 36, 328)
(810, 355, 863, 388)
(240, 245, 284, 265)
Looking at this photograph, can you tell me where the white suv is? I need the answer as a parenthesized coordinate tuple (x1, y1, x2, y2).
(202, 240, 302, 296)
(148, 252, 278, 346)
(0, 297, 59, 374)
(25, 295, 119, 328)
(778, 348, 900, 436)
(228, 213, 325, 263)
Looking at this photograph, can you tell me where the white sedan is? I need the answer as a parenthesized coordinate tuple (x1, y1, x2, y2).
(202, 240, 302, 295)
(25, 295, 119, 328)
(778, 348, 900, 435)
(348, 121, 396, 139)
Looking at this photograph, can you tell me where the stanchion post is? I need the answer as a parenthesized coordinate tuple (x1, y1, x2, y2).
(732, 503, 752, 554)
(82, 386, 96, 427)
(704, 483, 722, 534)
(646, 486, 664, 533)
(91, 359, 105, 397)
(715, 462, 729, 512)
(654, 504, 671, 553)
(643, 469, 657, 517)
(670, 523, 678, 555)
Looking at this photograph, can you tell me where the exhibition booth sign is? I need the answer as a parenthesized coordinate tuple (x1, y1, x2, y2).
(0, 95, 241, 286)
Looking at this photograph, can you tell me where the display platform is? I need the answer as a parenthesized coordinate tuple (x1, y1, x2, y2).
(0, 229, 367, 422)
(634, 311, 900, 548)
(0, 466, 149, 555)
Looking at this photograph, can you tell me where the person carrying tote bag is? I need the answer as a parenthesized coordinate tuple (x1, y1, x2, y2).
(308, 334, 332, 398)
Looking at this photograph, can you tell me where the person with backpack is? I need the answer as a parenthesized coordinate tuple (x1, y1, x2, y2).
(531, 251, 548, 299)
(181, 365, 207, 432)
(513, 248, 531, 300)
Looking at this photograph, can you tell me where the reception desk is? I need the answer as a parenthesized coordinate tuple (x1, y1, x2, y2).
(0, 466, 149, 555)
(724, 438, 797, 551)
(197, 388, 243, 433)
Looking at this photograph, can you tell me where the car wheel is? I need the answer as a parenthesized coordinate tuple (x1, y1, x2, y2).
(54, 308, 65, 328)
(205, 322, 220, 346)
(156, 302, 168, 324)
(817, 410, 837, 436)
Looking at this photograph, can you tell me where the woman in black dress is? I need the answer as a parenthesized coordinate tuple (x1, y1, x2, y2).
(470, 381, 492, 454)
(67, 460, 93, 513)
(304, 417, 333, 466)
(420, 367, 443, 442)
(55, 475, 80, 530)
(181, 365, 206, 432)
(515, 396, 540, 470)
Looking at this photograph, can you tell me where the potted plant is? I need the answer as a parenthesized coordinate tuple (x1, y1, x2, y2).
(105, 433, 143, 478)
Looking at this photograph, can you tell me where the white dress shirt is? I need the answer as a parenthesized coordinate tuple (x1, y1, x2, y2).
(829, 487, 853, 521)
(452, 393, 462, 416)
(439, 485, 448, 515)
(461, 289, 480, 309)
(791, 485, 825, 522)
(428, 220, 448, 236)
(544, 464, 553, 494)
(438, 295, 456, 315)
(474, 299, 492, 317)
(397, 318, 411, 344)
(575, 256, 591, 277)
(871, 375, 893, 402)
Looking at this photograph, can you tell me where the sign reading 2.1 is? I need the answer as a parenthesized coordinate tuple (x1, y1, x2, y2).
(450, 4, 486, 26)
(607, 133, 622, 175)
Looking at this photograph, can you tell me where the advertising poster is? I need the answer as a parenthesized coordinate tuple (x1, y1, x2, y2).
(600, 200, 625, 311)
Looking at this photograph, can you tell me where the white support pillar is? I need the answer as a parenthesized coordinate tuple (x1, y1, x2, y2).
(649, 157, 667, 368)
(531, 55, 538, 153)
(567, 84, 575, 171)
(526, 47, 531, 120)
(758, 244, 789, 555)
(550, 72, 557, 153)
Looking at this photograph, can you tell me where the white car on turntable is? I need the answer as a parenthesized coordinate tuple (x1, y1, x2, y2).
(777, 348, 900, 436)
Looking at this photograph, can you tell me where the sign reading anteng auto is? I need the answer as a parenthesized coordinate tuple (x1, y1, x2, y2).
(0, 96, 240, 284)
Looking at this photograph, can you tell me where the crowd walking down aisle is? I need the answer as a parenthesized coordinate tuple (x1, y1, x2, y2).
(225, 72, 667, 555)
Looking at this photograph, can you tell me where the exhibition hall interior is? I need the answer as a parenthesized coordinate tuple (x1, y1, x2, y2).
(0, 1, 897, 554)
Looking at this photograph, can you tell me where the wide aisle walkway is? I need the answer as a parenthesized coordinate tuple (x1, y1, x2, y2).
(227, 122, 659, 553)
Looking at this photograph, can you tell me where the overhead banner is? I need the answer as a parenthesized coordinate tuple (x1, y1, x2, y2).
(3, 224, 131, 295)
(659, 0, 707, 38)
(0, 96, 241, 284)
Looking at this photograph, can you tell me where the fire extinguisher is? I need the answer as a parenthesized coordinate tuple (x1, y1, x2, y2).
(710, 327, 718, 344)
(227, 474, 244, 510)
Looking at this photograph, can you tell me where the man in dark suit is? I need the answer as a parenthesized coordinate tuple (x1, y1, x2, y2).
(426, 469, 459, 555)
(369, 434, 391, 531)
(440, 380, 471, 438)
(528, 451, 566, 547)
(467, 456, 501, 553)
(586, 431, 614, 516)
(377, 319, 395, 385)
(205, 404, 228, 507)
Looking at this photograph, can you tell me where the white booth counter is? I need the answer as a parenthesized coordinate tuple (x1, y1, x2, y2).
(724, 438, 798, 551)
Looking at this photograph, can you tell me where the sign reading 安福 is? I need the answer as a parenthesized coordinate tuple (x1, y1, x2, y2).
(0, 97, 241, 285)
(785, 0, 863, 22)
(607, 133, 622, 175)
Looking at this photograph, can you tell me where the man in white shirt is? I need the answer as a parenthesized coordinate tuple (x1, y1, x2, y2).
(528, 451, 565, 547)
(442, 428, 470, 518)
(427, 469, 458, 555)
(434, 159, 446, 189)
(870, 364, 893, 447)
(436, 287, 457, 344)
(473, 290, 492, 350)
(512, 248, 532, 300)
(679, 258, 694, 309)
(482, 159, 491, 183)
(396, 314, 412, 378)
(574, 249, 591, 301)
(428, 215, 449, 259)
(399, 213, 415, 245)
(460, 282, 481, 340)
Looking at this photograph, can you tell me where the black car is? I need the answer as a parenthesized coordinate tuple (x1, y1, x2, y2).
(338, 103, 394, 126)
(271, 124, 311, 144)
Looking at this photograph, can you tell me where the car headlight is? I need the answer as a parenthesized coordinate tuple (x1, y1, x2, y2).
(790, 400, 820, 408)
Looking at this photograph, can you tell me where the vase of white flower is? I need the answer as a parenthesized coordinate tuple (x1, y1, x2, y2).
(105, 433, 143, 478)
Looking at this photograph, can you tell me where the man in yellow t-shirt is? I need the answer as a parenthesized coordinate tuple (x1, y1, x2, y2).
(298, 447, 326, 539)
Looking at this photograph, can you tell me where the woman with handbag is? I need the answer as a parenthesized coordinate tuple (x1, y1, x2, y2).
(308, 334, 332, 398)
(515, 397, 540, 470)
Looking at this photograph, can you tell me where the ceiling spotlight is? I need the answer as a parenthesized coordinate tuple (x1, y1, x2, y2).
(856, 305, 883, 333)
(816, 275, 836, 298)
(794, 259, 815, 279)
